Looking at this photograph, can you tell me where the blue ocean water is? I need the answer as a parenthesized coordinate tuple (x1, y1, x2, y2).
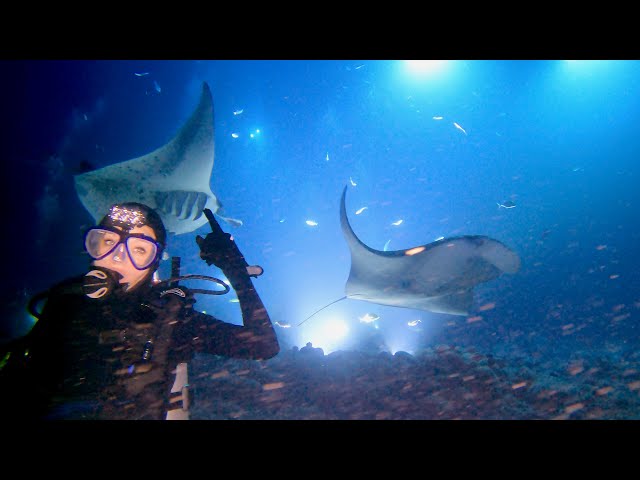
(2, 60, 639, 418)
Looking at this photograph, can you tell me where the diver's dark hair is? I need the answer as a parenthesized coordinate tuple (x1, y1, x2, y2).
(98, 202, 167, 249)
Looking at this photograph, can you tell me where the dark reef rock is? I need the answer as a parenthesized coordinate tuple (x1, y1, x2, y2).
(187, 345, 640, 420)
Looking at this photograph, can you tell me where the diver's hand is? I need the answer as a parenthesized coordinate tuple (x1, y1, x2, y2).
(196, 208, 250, 272)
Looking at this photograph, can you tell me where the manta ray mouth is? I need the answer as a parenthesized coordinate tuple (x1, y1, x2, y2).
(73, 82, 242, 235)
(155, 190, 210, 221)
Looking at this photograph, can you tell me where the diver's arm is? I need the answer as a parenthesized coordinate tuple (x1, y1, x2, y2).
(190, 209, 280, 360)
(223, 264, 279, 358)
(177, 269, 279, 360)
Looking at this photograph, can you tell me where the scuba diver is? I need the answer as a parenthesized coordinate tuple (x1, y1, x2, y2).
(0, 202, 280, 420)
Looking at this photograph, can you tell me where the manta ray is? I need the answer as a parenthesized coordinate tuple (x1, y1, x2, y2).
(74, 82, 241, 235)
(298, 186, 521, 325)
(340, 186, 520, 316)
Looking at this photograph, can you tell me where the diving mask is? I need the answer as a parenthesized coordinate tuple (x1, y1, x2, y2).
(84, 226, 162, 270)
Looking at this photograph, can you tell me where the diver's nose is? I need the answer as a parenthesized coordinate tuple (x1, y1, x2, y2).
(112, 243, 127, 263)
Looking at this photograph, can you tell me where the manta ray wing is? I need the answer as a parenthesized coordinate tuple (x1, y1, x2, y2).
(74, 82, 242, 235)
(340, 186, 520, 316)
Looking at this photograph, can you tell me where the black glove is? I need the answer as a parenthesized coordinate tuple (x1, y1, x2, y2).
(196, 208, 250, 272)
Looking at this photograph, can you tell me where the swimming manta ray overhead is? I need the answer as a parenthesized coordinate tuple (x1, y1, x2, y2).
(299, 185, 521, 325)
(74, 82, 242, 235)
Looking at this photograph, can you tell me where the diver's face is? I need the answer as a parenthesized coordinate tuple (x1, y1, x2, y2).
(92, 225, 157, 291)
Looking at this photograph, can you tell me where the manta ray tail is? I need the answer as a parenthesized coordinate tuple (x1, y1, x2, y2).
(297, 296, 347, 326)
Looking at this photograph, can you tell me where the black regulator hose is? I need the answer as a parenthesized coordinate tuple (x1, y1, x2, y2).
(26, 270, 230, 321)
(154, 274, 231, 296)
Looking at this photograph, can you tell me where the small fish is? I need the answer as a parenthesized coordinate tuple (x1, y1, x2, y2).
(305, 220, 318, 227)
(83, 113, 88, 121)
(359, 313, 380, 323)
(407, 319, 422, 327)
(231, 133, 239, 138)
(383, 239, 391, 251)
(154, 80, 161, 93)
(453, 122, 467, 135)
(225, 218, 243, 227)
(433, 116, 443, 120)
(326, 152, 330, 162)
(279, 218, 286, 223)
(434, 236, 445, 241)
(497, 200, 516, 209)
(233, 109, 244, 116)
(355, 206, 368, 215)
(229, 298, 240, 303)
(350, 177, 357, 186)
(391, 219, 403, 226)
(355, 64, 365, 70)
(162, 251, 170, 261)
(134, 72, 149, 77)
(275, 321, 291, 328)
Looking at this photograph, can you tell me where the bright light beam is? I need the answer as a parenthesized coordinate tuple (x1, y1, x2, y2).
(303, 316, 349, 354)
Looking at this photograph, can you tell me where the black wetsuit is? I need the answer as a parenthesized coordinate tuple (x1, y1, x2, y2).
(0, 266, 280, 420)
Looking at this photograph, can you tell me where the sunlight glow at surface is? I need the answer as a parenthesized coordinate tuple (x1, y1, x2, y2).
(565, 60, 610, 67)
(561, 60, 621, 77)
(552, 60, 633, 107)
(394, 59, 460, 92)
(405, 60, 448, 76)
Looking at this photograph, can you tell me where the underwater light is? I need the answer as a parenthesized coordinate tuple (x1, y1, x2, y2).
(301, 316, 350, 353)
(325, 318, 349, 340)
